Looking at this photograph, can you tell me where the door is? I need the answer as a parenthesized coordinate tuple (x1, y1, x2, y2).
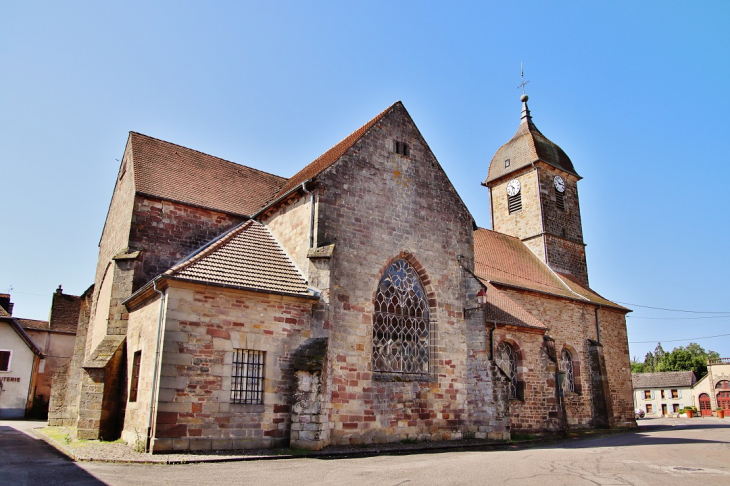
(699, 394, 712, 416)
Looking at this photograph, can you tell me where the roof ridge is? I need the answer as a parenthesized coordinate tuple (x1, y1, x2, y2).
(274, 101, 401, 198)
(130, 132, 287, 182)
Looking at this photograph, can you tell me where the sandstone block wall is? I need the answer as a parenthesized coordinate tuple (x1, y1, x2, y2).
(312, 103, 508, 444)
(142, 284, 315, 452)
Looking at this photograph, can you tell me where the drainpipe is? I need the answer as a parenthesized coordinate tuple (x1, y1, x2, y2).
(147, 278, 166, 452)
(301, 182, 315, 250)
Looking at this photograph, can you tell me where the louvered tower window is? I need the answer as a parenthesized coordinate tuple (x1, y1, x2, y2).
(508, 193, 522, 214)
(556, 190, 565, 211)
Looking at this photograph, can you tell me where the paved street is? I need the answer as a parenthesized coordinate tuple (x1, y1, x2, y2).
(2, 418, 729, 486)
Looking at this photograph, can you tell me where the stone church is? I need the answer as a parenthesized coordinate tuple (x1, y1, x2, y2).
(50, 95, 635, 452)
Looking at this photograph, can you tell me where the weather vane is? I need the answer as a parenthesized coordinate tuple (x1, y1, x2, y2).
(518, 63, 529, 94)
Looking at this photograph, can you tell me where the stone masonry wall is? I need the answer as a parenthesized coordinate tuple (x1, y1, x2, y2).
(147, 283, 315, 452)
(263, 194, 313, 283)
(121, 292, 164, 449)
(129, 195, 244, 291)
(490, 167, 543, 257)
(313, 103, 508, 444)
(49, 288, 93, 427)
(597, 307, 635, 427)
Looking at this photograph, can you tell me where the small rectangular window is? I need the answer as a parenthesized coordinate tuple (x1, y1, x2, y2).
(395, 141, 410, 157)
(671, 389, 678, 399)
(644, 390, 651, 399)
(231, 349, 265, 404)
(646, 404, 653, 413)
(508, 193, 522, 214)
(661, 390, 665, 399)
(129, 351, 141, 402)
(504, 159, 510, 168)
(673, 404, 679, 413)
(0, 350, 11, 372)
(556, 190, 565, 211)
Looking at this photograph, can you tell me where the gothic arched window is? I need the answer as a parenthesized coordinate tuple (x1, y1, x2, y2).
(496, 342, 518, 399)
(561, 349, 575, 393)
(373, 259, 430, 374)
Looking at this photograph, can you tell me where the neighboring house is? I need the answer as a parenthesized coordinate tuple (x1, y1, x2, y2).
(0, 294, 43, 418)
(18, 286, 81, 417)
(51, 95, 635, 453)
(632, 371, 696, 416)
(692, 358, 730, 417)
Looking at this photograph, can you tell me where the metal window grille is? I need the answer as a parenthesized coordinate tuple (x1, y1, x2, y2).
(0, 351, 10, 372)
(373, 259, 430, 374)
(560, 349, 575, 393)
(556, 190, 565, 211)
(508, 193, 522, 213)
(231, 349, 265, 404)
(496, 342, 517, 399)
(129, 351, 141, 402)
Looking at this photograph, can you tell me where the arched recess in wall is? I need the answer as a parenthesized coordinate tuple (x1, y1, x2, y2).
(372, 252, 436, 377)
(90, 263, 115, 352)
(717, 381, 730, 411)
(560, 344, 582, 394)
(495, 339, 524, 400)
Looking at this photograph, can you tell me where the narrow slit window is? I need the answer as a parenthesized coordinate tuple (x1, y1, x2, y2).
(395, 141, 410, 157)
(508, 193, 522, 213)
(129, 351, 141, 402)
(504, 159, 510, 168)
(231, 349, 265, 404)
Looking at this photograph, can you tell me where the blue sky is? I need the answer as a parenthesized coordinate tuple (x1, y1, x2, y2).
(2, 1, 729, 360)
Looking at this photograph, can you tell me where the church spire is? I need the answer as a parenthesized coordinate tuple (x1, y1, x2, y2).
(520, 94, 532, 124)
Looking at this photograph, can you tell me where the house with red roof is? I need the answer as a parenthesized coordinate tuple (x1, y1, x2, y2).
(51, 96, 634, 452)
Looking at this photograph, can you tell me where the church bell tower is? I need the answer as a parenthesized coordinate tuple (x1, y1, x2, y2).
(483, 94, 589, 286)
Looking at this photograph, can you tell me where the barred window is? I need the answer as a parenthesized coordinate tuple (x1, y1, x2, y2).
(231, 349, 265, 404)
(129, 351, 141, 402)
(560, 349, 575, 393)
(373, 259, 430, 375)
(496, 342, 517, 399)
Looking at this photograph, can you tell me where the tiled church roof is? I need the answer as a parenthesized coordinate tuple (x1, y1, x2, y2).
(130, 132, 287, 216)
(473, 228, 627, 311)
(273, 102, 398, 199)
(165, 220, 310, 296)
(482, 282, 546, 329)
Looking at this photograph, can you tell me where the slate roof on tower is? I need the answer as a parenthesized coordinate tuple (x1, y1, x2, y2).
(473, 228, 627, 311)
(130, 132, 287, 217)
(162, 220, 311, 297)
(485, 96, 579, 184)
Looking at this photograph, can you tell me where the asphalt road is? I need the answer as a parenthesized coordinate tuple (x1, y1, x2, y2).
(2, 418, 729, 486)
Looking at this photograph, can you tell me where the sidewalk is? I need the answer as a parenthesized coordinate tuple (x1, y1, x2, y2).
(6, 419, 664, 465)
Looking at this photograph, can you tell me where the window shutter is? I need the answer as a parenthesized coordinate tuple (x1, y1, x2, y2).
(678, 390, 682, 399)
(651, 390, 655, 399)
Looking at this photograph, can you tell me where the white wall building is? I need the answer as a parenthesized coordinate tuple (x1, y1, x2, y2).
(632, 371, 696, 417)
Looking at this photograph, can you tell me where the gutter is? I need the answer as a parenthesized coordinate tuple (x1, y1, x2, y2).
(147, 278, 166, 453)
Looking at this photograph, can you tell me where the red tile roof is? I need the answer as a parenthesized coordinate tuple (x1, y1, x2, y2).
(17, 318, 50, 331)
(131, 132, 287, 217)
(166, 220, 311, 296)
(49, 291, 82, 333)
(482, 282, 546, 329)
(474, 228, 626, 311)
(273, 102, 399, 199)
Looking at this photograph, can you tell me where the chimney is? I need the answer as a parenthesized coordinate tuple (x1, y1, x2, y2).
(0, 294, 13, 316)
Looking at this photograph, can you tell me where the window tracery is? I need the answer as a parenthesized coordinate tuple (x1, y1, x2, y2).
(372, 259, 430, 374)
(561, 349, 575, 393)
(496, 342, 518, 399)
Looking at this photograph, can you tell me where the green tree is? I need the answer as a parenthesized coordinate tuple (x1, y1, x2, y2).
(654, 342, 718, 378)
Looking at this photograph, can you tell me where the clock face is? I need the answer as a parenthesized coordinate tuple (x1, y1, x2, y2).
(553, 175, 565, 193)
(506, 179, 521, 197)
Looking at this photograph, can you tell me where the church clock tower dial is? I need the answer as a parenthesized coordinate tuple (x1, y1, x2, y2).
(483, 94, 589, 286)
